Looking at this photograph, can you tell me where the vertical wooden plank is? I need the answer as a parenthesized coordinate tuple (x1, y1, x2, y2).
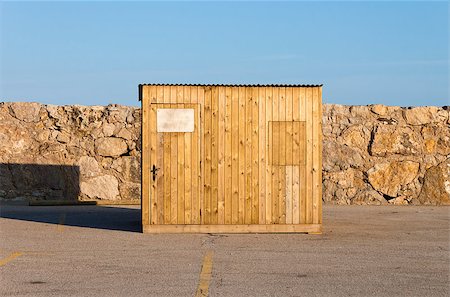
(142, 86, 150, 227)
(271, 87, 279, 224)
(169, 87, 178, 224)
(312, 87, 321, 225)
(156, 87, 165, 224)
(149, 96, 158, 224)
(305, 87, 313, 224)
(318, 87, 323, 225)
(211, 87, 219, 224)
(238, 86, 246, 224)
(231, 87, 240, 224)
(204, 87, 212, 225)
(285, 88, 293, 224)
(224, 87, 233, 224)
(184, 89, 192, 224)
(245, 87, 252, 224)
(191, 89, 200, 224)
(251, 87, 259, 224)
(198, 86, 205, 224)
(299, 87, 307, 224)
(285, 165, 293, 224)
(163, 130, 171, 224)
(279, 87, 286, 224)
(162, 87, 171, 224)
(217, 86, 226, 224)
(265, 87, 273, 224)
(292, 87, 300, 224)
(176, 87, 185, 225)
(258, 87, 266, 224)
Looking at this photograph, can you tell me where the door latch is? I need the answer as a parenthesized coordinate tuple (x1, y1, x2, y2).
(150, 164, 160, 181)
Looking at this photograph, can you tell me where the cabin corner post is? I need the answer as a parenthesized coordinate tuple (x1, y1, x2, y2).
(141, 85, 151, 229)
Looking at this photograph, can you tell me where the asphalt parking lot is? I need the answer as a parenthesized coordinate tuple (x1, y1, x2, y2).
(0, 205, 449, 297)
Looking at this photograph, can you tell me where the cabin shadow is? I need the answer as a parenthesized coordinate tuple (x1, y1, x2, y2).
(0, 163, 141, 232)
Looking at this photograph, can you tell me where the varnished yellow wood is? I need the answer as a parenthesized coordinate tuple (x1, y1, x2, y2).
(141, 84, 322, 232)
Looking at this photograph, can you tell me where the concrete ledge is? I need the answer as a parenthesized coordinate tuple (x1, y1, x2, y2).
(28, 199, 140, 206)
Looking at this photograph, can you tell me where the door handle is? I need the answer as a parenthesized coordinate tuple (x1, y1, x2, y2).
(150, 164, 160, 181)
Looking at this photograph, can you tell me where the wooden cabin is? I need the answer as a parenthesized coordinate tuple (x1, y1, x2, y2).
(139, 84, 322, 233)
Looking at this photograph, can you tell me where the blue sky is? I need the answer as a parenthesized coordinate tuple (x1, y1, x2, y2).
(0, 1, 448, 107)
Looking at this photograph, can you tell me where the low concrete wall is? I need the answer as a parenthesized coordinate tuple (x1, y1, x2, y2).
(0, 102, 448, 205)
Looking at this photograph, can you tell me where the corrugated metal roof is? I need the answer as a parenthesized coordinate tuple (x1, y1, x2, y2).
(139, 83, 323, 87)
(138, 83, 323, 100)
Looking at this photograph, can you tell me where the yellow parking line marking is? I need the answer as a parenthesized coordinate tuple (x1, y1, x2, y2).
(195, 250, 214, 297)
(0, 252, 23, 267)
(57, 213, 66, 232)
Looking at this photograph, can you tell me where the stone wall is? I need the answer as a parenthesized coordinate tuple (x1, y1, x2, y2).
(0, 102, 448, 205)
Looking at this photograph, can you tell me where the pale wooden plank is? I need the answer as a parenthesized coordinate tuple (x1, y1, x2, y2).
(299, 88, 307, 224)
(149, 100, 158, 224)
(191, 89, 200, 224)
(211, 87, 219, 224)
(258, 87, 266, 224)
(312, 87, 321, 224)
(251, 87, 259, 224)
(198, 86, 205, 224)
(292, 88, 300, 224)
(292, 165, 300, 224)
(141, 86, 150, 226)
(184, 102, 192, 225)
(144, 224, 322, 234)
(285, 88, 293, 224)
(156, 87, 165, 224)
(162, 86, 172, 223)
(177, 124, 185, 224)
(224, 87, 233, 224)
(245, 87, 252, 224)
(217, 86, 226, 224)
(231, 87, 240, 224)
(285, 165, 293, 224)
(271, 87, 279, 224)
(279, 88, 286, 224)
(204, 87, 212, 224)
(305, 87, 313, 224)
(238, 86, 246, 224)
(318, 87, 323, 224)
(163, 129, 171, 224)
(157, 129, 164, 224)
(265, 87, 273, 224)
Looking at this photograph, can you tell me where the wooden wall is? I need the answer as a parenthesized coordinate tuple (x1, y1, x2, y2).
(141, 85, 322, 233)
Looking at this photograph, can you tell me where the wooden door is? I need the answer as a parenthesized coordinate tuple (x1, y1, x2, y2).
(149, 103, 201, 225)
